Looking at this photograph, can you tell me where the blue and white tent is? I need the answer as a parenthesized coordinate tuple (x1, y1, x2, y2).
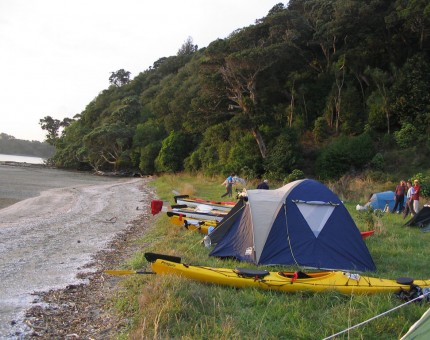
(365, 191, 397, 211)
(208, 179, 376, 272)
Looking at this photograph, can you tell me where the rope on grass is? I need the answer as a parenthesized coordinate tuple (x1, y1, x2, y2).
(322, 291, 430, 340)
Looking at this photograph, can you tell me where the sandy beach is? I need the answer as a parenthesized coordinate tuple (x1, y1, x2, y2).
(0, 165, 156, 338)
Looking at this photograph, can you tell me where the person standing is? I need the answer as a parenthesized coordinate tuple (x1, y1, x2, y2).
(221, 173, 235, 198)
(403, 181, 416, 218)
(412, 179, 421, 214)
(392, 180, 406, 213)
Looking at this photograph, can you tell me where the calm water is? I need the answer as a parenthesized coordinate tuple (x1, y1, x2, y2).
(0, 153, 46, 164)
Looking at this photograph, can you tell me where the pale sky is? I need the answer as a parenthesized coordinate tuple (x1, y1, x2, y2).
(0, 0, 282, 142)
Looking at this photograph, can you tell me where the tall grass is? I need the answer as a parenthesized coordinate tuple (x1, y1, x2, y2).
(112, 174, 430, 339)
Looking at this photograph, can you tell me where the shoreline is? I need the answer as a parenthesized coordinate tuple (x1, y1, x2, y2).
(0, 173, 156, 338)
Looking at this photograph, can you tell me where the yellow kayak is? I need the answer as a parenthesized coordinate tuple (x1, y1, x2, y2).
(169, 214, 217, 226)
(146, 253, 430, 295)
(169, 215, 217, 234)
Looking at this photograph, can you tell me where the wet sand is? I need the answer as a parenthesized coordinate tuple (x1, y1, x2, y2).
(0, 165, 154, 338)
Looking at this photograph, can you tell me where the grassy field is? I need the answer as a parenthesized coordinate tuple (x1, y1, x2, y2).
(111, 174, 430, 339)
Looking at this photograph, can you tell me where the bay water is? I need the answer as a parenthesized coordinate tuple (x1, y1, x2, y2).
(0, 153, 46, 164)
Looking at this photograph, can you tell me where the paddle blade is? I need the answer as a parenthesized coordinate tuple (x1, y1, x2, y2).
(174, 194, 189, 202)
(171, 204, 189, 209)
(144, 252, 182, 263)
(104, 269, 155, 276)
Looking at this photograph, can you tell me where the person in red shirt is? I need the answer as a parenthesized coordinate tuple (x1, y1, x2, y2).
(412, 179, 421, 213)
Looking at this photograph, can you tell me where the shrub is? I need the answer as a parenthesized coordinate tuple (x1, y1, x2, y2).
(370, 153, 385, 171)
(316, 133, 376, 179)
(264, 129, 302, 180)
(285, 169, 305, 183)
(409, 172, 430, 198)
(394, 123, 417, 149)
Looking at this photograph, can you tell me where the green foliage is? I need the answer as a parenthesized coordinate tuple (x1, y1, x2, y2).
(264, 129, 302, 180)
(390, 54, 430, 130)
(285, 169, 305, 183)
(370, 153, 385, 171)
(155, 131, 191, 173)
(139, 141, 161, 174)
(83, 122, 134, 170)
(41, 1, 430, 178)
(313, 117, 330, 143)
(395, 123, 418, 149)
(409, 172, 430, 198)
(316, 134, 376, 179)
(225, 134, 263, 177)
(0, 133, 54, 158)
(109, 69, 131, 87)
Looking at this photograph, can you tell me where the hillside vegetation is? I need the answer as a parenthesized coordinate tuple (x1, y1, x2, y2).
(0, 133, 54, 158)
(41, 0, 430, 183)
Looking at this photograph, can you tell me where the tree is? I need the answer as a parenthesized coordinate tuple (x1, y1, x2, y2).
(393, 0, 430, 51)
(83, 122, 134, 171)
(220, 44, 287, 159)
(155, 131, 190, 172)
(177, 36, 198, 56)
(365, 67, 393, 134)
(109, 69, 131, 87)
(39, 116, 73, 146)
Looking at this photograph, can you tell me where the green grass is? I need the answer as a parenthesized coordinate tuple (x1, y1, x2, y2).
(112, 174, 430, 339)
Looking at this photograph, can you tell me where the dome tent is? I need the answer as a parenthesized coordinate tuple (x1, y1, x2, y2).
(365, 191, 403, 211)
(208, 179, 376, 272)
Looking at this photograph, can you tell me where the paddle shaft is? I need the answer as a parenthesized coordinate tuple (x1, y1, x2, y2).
(104, 269, 156, 276)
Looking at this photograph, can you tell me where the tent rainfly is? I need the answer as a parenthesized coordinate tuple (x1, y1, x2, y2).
(365, 191, 402, 211)
(207, 179, 376, 272)
(404, 206, 430, 230)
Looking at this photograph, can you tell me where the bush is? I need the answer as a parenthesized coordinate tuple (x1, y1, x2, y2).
(264, 129, 302, 180)
(395, 123, 417, 149)
(155, 131, 190, 172)
(285, 169, 305, 183)
(370, 153, 385, 171)
(409, 172, 430, 198)
(316, 133, 375, 179)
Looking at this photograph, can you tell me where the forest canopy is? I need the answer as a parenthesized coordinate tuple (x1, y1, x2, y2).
(42, 0, 430, 181)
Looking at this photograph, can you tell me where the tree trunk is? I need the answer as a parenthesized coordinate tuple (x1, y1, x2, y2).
(251, 127, 267, 159)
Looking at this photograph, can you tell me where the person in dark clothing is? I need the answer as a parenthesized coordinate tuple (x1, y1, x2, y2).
(392, 180, 406, 213)
(257, 179, 269, 190)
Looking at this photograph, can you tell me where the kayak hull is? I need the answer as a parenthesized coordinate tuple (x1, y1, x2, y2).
(174, 195, 235, 211)
(175, 198, 234, 212)
(150, 258, 430, 295)
(170, 208, 226, 222)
